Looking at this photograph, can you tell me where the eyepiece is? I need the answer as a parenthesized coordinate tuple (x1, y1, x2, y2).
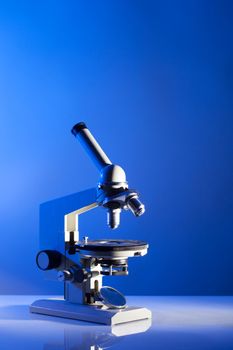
(71, 122, 87, 136)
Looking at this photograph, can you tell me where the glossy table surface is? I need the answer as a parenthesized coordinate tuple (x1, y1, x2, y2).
(0, 295, 232, 349)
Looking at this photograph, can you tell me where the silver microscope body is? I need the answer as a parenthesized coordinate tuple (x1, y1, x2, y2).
(30, 122, 151, 325)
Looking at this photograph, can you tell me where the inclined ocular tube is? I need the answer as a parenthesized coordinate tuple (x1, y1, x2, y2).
(71, 122, 112, 171)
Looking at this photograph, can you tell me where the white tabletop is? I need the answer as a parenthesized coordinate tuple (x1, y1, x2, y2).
(0, 295, 232, 349)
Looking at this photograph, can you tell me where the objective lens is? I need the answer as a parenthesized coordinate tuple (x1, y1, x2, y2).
(127, 196, 145, 217)
(107, 208, 121, 229)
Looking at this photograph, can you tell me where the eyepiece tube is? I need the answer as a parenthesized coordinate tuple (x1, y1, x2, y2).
(71, 122, 112, 171)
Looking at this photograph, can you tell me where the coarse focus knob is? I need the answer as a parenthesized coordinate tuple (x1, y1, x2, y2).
(56, 266, 98, 284)
(36, 250, 62, 271)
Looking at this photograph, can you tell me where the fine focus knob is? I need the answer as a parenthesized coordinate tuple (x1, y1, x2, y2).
(36, 250, 62, 271)
(57, 269, 74, 282)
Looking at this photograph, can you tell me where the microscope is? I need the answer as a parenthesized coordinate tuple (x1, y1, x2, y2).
(30, 122, 151, 325)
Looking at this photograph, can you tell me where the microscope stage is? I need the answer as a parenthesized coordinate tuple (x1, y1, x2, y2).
(76, 239, 148, 251)
(76, 239, 148, 259)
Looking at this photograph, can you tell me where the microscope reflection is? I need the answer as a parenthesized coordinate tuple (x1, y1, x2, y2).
(44, 319, 151, 350)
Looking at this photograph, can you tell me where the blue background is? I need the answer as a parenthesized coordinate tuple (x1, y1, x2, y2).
(0, 0, 232, 295)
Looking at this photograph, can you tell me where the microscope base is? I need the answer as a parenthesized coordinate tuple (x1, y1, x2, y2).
(30, 298, 152, 325)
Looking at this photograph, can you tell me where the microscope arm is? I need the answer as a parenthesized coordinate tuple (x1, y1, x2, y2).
(39, 187, 98, 252)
